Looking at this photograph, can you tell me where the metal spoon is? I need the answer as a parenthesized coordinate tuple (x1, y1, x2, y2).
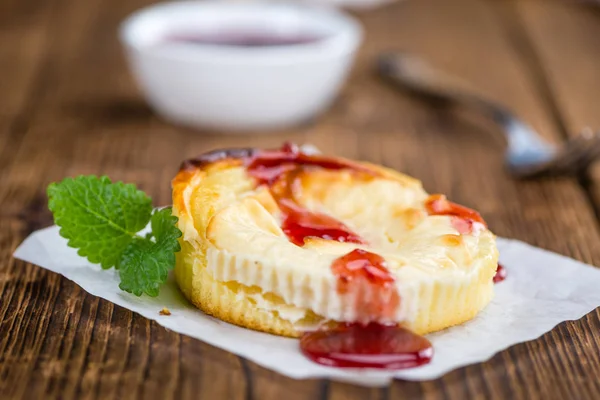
(377, 52, 600, 178)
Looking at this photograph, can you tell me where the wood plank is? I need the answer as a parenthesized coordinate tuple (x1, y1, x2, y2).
(489, 3, 600, 397)
(2, 0, 600, 398)
(503, 0, 600, 208)
(0, 0, 56, 174)
(0, 0, 64, 397)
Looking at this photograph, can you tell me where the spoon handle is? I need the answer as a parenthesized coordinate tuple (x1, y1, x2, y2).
(377, 52, 554, 163)
(377, 53, 511, 123)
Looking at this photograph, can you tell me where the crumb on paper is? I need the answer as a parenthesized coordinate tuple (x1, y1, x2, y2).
(159, 307, 171, 316)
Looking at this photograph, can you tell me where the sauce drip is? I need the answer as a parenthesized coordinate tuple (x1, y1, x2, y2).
(279, 199, 365, 247)
(246, 142, 372, 186)
(332, 249, 394, 292)
(425, 194, 486, 235)
(331, 249, 400, 319)
(246, 143, 370, 246)
(493, 263, 507, 283)
(300, 323, 433, 369)
(180, 147, 257, 171)
(425, 195, 506, 282)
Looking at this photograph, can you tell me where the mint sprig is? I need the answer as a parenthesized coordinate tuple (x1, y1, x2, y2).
(47, 175, 182, 297)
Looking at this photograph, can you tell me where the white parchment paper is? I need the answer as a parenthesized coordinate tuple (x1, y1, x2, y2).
(13, 226, 600, 386)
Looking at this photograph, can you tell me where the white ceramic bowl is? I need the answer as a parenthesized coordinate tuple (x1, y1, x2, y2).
(119, 1, 362, 132)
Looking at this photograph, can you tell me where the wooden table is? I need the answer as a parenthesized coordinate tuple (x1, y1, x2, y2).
(2, 0, 600, 398)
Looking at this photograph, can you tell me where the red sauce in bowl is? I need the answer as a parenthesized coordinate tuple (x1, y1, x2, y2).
(163, 31, 324, 48)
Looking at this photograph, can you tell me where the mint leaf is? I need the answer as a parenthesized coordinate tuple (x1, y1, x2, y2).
(118, 208, 182, 297)
(48, 176, 152, 268)
(47, 176, 182, 297)
(150, 207, 183, 249)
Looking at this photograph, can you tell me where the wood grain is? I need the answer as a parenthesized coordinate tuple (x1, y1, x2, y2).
(1, 0, 600, 398)
(503, 0, 600, 209)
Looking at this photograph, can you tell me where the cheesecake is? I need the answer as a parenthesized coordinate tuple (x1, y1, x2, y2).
(172, 144, 499, 337)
